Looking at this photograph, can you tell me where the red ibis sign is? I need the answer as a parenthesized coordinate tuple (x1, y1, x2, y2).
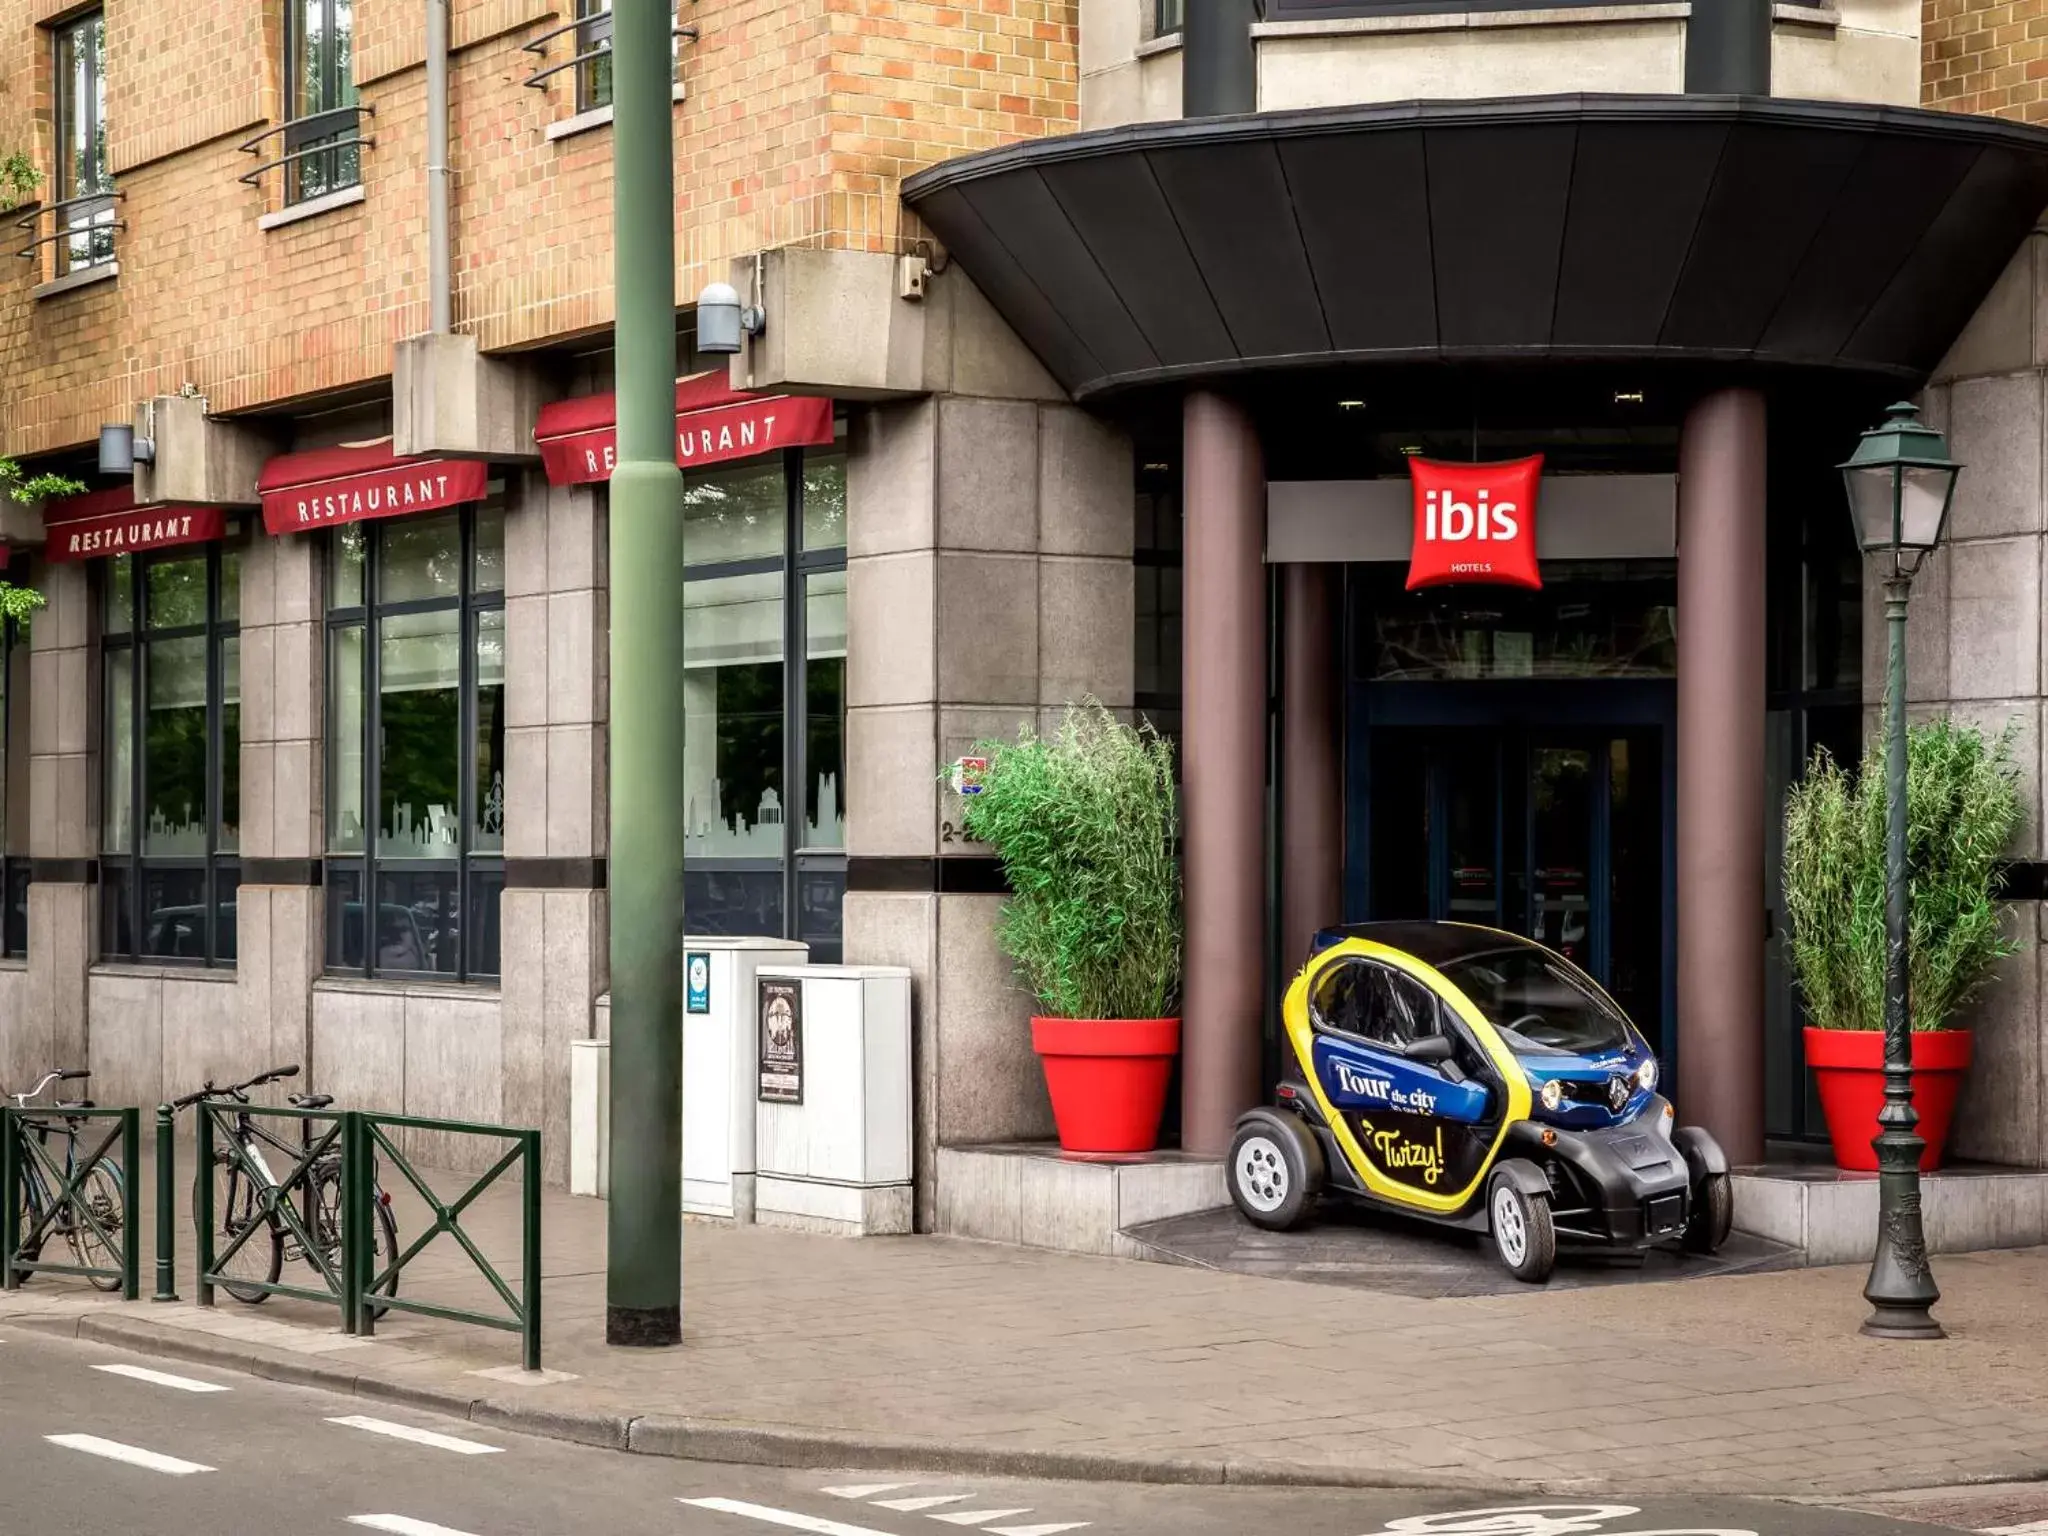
(1405, 455, 1543, 592)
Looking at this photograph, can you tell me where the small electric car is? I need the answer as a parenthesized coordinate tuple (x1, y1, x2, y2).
(1228, 921, 1731, 1283)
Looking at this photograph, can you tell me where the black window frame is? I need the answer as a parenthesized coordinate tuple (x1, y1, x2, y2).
(323, 505, 505, 984)
(576, 0, 614, 113)
(50, 7, 113, 277)
(667, 442, 847, 962)
(284, 0, 360, 204)
(99, 544, 242, 968)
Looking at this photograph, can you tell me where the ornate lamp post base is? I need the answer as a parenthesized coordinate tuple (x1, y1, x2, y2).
(1861, 1171, 1944, 1340)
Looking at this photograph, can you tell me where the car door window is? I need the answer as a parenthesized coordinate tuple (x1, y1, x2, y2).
(1379, 968, 1442, 1049)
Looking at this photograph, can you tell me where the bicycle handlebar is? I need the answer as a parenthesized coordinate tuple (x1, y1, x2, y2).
(168, 1064, 302, 1111)
(6, 1067, 91, 1106)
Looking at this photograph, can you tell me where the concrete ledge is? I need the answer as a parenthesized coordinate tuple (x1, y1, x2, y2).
(31, 261, 117, 301)
(936, 1143, 1228, 1258)
(1734, 1163, 2048, 1266)
(258, 184, 365, 232)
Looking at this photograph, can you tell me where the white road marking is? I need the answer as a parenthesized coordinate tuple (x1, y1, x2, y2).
(684, 1497, 900, 1536)
(45, 1434, 213, 1475)
(92, 1363, 230, 1393)
(1982, 1524, 2048, 1534)
(876, 1495, 975, 1512)
(929, 1511, 1035, 1527)
(347, 1518, 481, 1536)
(326, 1415, 503, 1455)
(824, 1484, 916, 1500)
(985, 1525, 1090, 1536)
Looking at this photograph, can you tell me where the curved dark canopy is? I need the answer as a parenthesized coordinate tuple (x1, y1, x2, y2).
(902, 94, 2048, 403)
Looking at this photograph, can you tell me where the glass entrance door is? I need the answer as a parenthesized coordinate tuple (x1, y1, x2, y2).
(1367, 726, 1664, 1032)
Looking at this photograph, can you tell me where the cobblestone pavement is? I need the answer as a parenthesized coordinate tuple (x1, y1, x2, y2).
(6, 1151, 2047, 1499)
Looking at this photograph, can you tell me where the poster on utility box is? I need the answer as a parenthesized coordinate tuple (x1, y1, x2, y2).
(757, 977, 804, 1105)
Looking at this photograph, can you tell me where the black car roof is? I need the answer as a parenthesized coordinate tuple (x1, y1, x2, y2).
(1313, 921, 1538, 969)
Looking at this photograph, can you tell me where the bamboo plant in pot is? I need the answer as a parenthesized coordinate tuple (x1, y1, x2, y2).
(1782, 717, 2021, 1171)
(958, 701, 1182, 1155)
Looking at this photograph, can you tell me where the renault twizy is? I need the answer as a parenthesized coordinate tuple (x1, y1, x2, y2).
(1227, 922, 1732, 1284)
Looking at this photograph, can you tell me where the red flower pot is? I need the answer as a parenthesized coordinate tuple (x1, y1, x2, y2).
(1804, 1026, 1973, 1173)
(1031, 1016, 1181, 1155)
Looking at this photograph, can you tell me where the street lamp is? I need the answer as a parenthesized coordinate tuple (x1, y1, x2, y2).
(1838, 400, 1962, 1341)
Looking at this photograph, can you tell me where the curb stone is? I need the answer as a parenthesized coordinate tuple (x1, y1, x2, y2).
(0, 1304, 1522, 1492)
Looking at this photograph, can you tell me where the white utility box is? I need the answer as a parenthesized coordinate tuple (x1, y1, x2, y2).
(682, 936, 809, 1220)
(569, 1037, 611, 1198)
(753, 964, 914, 1236)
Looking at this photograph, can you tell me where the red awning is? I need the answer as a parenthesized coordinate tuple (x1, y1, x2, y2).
(534, 371, 835, 487)
(258, 439, 491, 535)
(43, 487, 228, 562)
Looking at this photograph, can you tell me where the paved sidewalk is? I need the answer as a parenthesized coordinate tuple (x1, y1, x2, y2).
(5, 1153, 2048, 1499)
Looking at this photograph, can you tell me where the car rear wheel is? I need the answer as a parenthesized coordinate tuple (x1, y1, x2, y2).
(1489, 1175, 1557, 1284)
(1684, 1170, 1734, 1255)
(1227, 1112, 1320, 1232)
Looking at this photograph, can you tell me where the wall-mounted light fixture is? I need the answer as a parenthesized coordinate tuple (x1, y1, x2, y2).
(98, 422, 153, 475)
(695, 280, 765, 355)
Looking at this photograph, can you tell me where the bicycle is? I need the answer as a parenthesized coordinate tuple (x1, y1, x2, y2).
(171, 1065, 399, 1311)
(5, 1068, 125, 1292)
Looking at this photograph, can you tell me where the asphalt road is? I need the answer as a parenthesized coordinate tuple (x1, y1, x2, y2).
(0, 1324, 1996, 1536)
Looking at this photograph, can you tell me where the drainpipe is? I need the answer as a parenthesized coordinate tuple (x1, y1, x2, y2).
(1684, 0, 1771, 93)
(1182, 0, 1259, 117)
(426, 0, 452, 333)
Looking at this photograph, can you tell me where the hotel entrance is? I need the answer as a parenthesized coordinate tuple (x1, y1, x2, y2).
(1346, 559, 1680, 1061)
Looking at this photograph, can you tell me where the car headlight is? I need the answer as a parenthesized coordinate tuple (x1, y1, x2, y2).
(1539, 1078, 1565, 1112)
(1637, 1058, 1658, 1094)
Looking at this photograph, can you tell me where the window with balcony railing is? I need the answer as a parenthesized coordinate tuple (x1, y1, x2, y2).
(286, 0, 360, 201)
(51, 9, 113, 276)
(523, 0, 689, 123)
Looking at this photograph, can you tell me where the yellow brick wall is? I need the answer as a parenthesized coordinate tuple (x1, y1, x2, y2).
(1923, 0, 2048, 119)
(0, 0, 1078, 458)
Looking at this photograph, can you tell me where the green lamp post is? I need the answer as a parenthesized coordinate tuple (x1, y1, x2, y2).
(1837, 401, 1962, 1341)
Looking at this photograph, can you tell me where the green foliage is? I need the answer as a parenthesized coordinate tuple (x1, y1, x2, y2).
(0, 151, 39, 213)
(0, 454, 85, 629)
(957, 700, 1182, 1021)
(1782, 716, 2023, 1032)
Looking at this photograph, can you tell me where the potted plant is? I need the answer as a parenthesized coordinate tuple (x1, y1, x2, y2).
(1782, 717, 2022, 1171)
(957, 701, 1182, 1154)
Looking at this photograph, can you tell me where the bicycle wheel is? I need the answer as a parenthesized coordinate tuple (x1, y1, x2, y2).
(64, 1160, 125, 1292)
(194, 1152, 283, 1304)
(312, 1167, 400, 1317)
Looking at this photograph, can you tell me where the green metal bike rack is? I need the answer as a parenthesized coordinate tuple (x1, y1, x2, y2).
(193, 1099, 349, 1315)
(1, 1105, 139, 1300)
(352, 1113, 543, 1372)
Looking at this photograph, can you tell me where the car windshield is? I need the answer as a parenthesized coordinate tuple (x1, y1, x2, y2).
(1437, 947, 1634, 1057)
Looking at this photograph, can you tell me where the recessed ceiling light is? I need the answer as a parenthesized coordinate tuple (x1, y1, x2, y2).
(1614, 390, 1645, 405)
(1398, 443, 1424, 457)
(1337, 399, 1367, 412)
(1142, 461, 1171, 473)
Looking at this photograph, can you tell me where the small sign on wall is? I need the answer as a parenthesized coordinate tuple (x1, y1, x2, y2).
(757, 977, 804, 1105)
(686, 951, 711, 1015)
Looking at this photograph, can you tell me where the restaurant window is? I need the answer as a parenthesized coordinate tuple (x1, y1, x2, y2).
(101, 546, 242, 966)
(52, 8, 113, 277)
(671, 443, 846, 961)
(286, 0, 359, 202)
(0, 593, 27, 957)
(325, 503, 505, 981)
(1134, 456, 1182, 753)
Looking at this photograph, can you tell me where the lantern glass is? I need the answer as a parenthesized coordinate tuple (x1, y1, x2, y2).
(1898, 463, 1954, 551)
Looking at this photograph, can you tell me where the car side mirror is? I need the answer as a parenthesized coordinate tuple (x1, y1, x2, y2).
(1402, 1034, 1455, 1064)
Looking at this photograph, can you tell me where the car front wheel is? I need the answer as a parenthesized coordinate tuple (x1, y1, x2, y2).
(1684, 1170, 1734, 1255)
(1488, 1175, 1557, 1284)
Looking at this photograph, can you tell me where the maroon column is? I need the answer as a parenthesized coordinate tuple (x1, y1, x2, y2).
(1676, 387, 1768, 1167)
(1181, 390, 1266, 1157)
(1280, 562, 1342, 971)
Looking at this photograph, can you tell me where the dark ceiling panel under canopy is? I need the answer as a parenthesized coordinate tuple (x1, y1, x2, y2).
(901, 94, 2048, 403)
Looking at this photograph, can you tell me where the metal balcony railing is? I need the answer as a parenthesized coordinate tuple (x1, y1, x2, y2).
(16, 189, 123, 274)
(239, 104, 375, 203)
(523, 3, 695, 99)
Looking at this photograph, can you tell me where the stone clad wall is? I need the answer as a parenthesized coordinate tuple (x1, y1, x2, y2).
(1899, 220, 2048, 1166)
